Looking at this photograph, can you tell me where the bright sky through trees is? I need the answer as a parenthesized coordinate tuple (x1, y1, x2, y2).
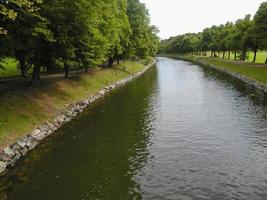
(140, 0, 266, 39)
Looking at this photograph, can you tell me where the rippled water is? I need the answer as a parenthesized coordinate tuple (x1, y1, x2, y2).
(1, 57, 267, 200)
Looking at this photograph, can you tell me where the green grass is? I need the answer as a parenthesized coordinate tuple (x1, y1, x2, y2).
(0, 58, 20, 78)
(165, 54, 267, 84)
(198, 57, 267, 84)
(205, 51, 267, 64)
(0, 58, 154, 148)
(247, 51, 267, 63)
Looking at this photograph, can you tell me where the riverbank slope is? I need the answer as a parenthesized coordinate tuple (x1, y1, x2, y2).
(160, 54, 267, 92)
(0, 58, 154, 149)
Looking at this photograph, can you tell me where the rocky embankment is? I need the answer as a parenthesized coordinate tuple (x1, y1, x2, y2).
(0, 60, 156, 175)
(206, 63, 267, 93)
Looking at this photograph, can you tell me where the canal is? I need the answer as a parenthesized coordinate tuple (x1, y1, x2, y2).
(1, 57, 267, 200)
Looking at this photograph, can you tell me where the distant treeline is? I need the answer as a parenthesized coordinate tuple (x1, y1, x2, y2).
(159, 2, 267, 64)
(0, 0, 159, 81)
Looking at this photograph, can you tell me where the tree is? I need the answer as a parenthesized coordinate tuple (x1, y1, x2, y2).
(235, 15, 253, 61)
(97, 0, 131, 67)
(224, 22, 235, 59)
(1, 0, 159, 82)
(0, 0, 53, 79)
(241, 23, 261, 63)
(201, 28, 213, 56)
(126, 0, 159, 59)
(254, 2, 267, 64)
(0, 0, 34, 34)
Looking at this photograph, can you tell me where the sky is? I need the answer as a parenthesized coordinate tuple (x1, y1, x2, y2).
(140, 0, 266, 39)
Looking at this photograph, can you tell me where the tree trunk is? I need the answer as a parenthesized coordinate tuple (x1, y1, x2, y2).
(31, 50, 42, 85)
(15, 50, 27, 77)
(64, 62, 69, 78)
(234, 51, 237, 60)
(253, 49, 257, 63)
(223, 51, 225, 59)
(19, 56, 27, 77)
(31, 64, 41, 84)
(265, 56, 267, 64)
(241, 50, 246, 61)
(108, 57, 114, 67)
(228, 51, 230, 59)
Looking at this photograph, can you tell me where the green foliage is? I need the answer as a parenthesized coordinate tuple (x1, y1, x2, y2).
(0, 0, 159, 80)
(126, 0, 160, 59)
(254, 2, 267, 49)
(0, 57, 19, 78)
(0, 0, 38, 34)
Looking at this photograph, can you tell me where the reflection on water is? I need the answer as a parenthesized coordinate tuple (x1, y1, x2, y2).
(0, 57, 267, 200)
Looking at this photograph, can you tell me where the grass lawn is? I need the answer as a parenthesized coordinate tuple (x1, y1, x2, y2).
(0, 58, 20, 78)
(198, 57, 267, 84)
(205, 51, 267, 64)
(247, 51, 267, 63)
(0, 58, 154, 148)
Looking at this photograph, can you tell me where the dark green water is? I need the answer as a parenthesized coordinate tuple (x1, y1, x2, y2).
(1, 57, 267, 200)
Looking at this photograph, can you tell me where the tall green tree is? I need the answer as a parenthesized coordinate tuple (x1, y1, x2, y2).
(126, 0, 159, 59)
(1, 0, 159, 81)
(1, 0, 52, 78)
(0, 0, 34, 34)
(254, 2, 267, 64)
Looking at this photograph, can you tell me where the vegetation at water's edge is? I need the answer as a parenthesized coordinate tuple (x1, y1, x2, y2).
(0, 0, 159, 80)
(0, 1, 159, 149)
(163, 54, 267, 84)
(159, 2, 267, 64)
(0, 58, 154, 148)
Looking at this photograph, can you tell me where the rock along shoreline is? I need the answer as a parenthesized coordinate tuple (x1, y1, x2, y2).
(163, 55, 267, 93)
(0, 59, 156, 175)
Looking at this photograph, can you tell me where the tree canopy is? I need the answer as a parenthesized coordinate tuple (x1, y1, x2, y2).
(0, 0, 159, 80)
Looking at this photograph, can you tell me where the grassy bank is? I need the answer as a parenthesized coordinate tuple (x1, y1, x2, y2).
(0, 58, 154, 148)
(163, 54, 267, 84)
(203, 51, 267, 64)
(0, 58, 20, 79)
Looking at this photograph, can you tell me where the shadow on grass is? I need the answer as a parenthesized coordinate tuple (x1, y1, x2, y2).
(0, 61, 147, 147)
(0, 76, 79, 147)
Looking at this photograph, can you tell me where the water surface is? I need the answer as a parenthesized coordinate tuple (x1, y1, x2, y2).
(1, 57, 267, 200)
